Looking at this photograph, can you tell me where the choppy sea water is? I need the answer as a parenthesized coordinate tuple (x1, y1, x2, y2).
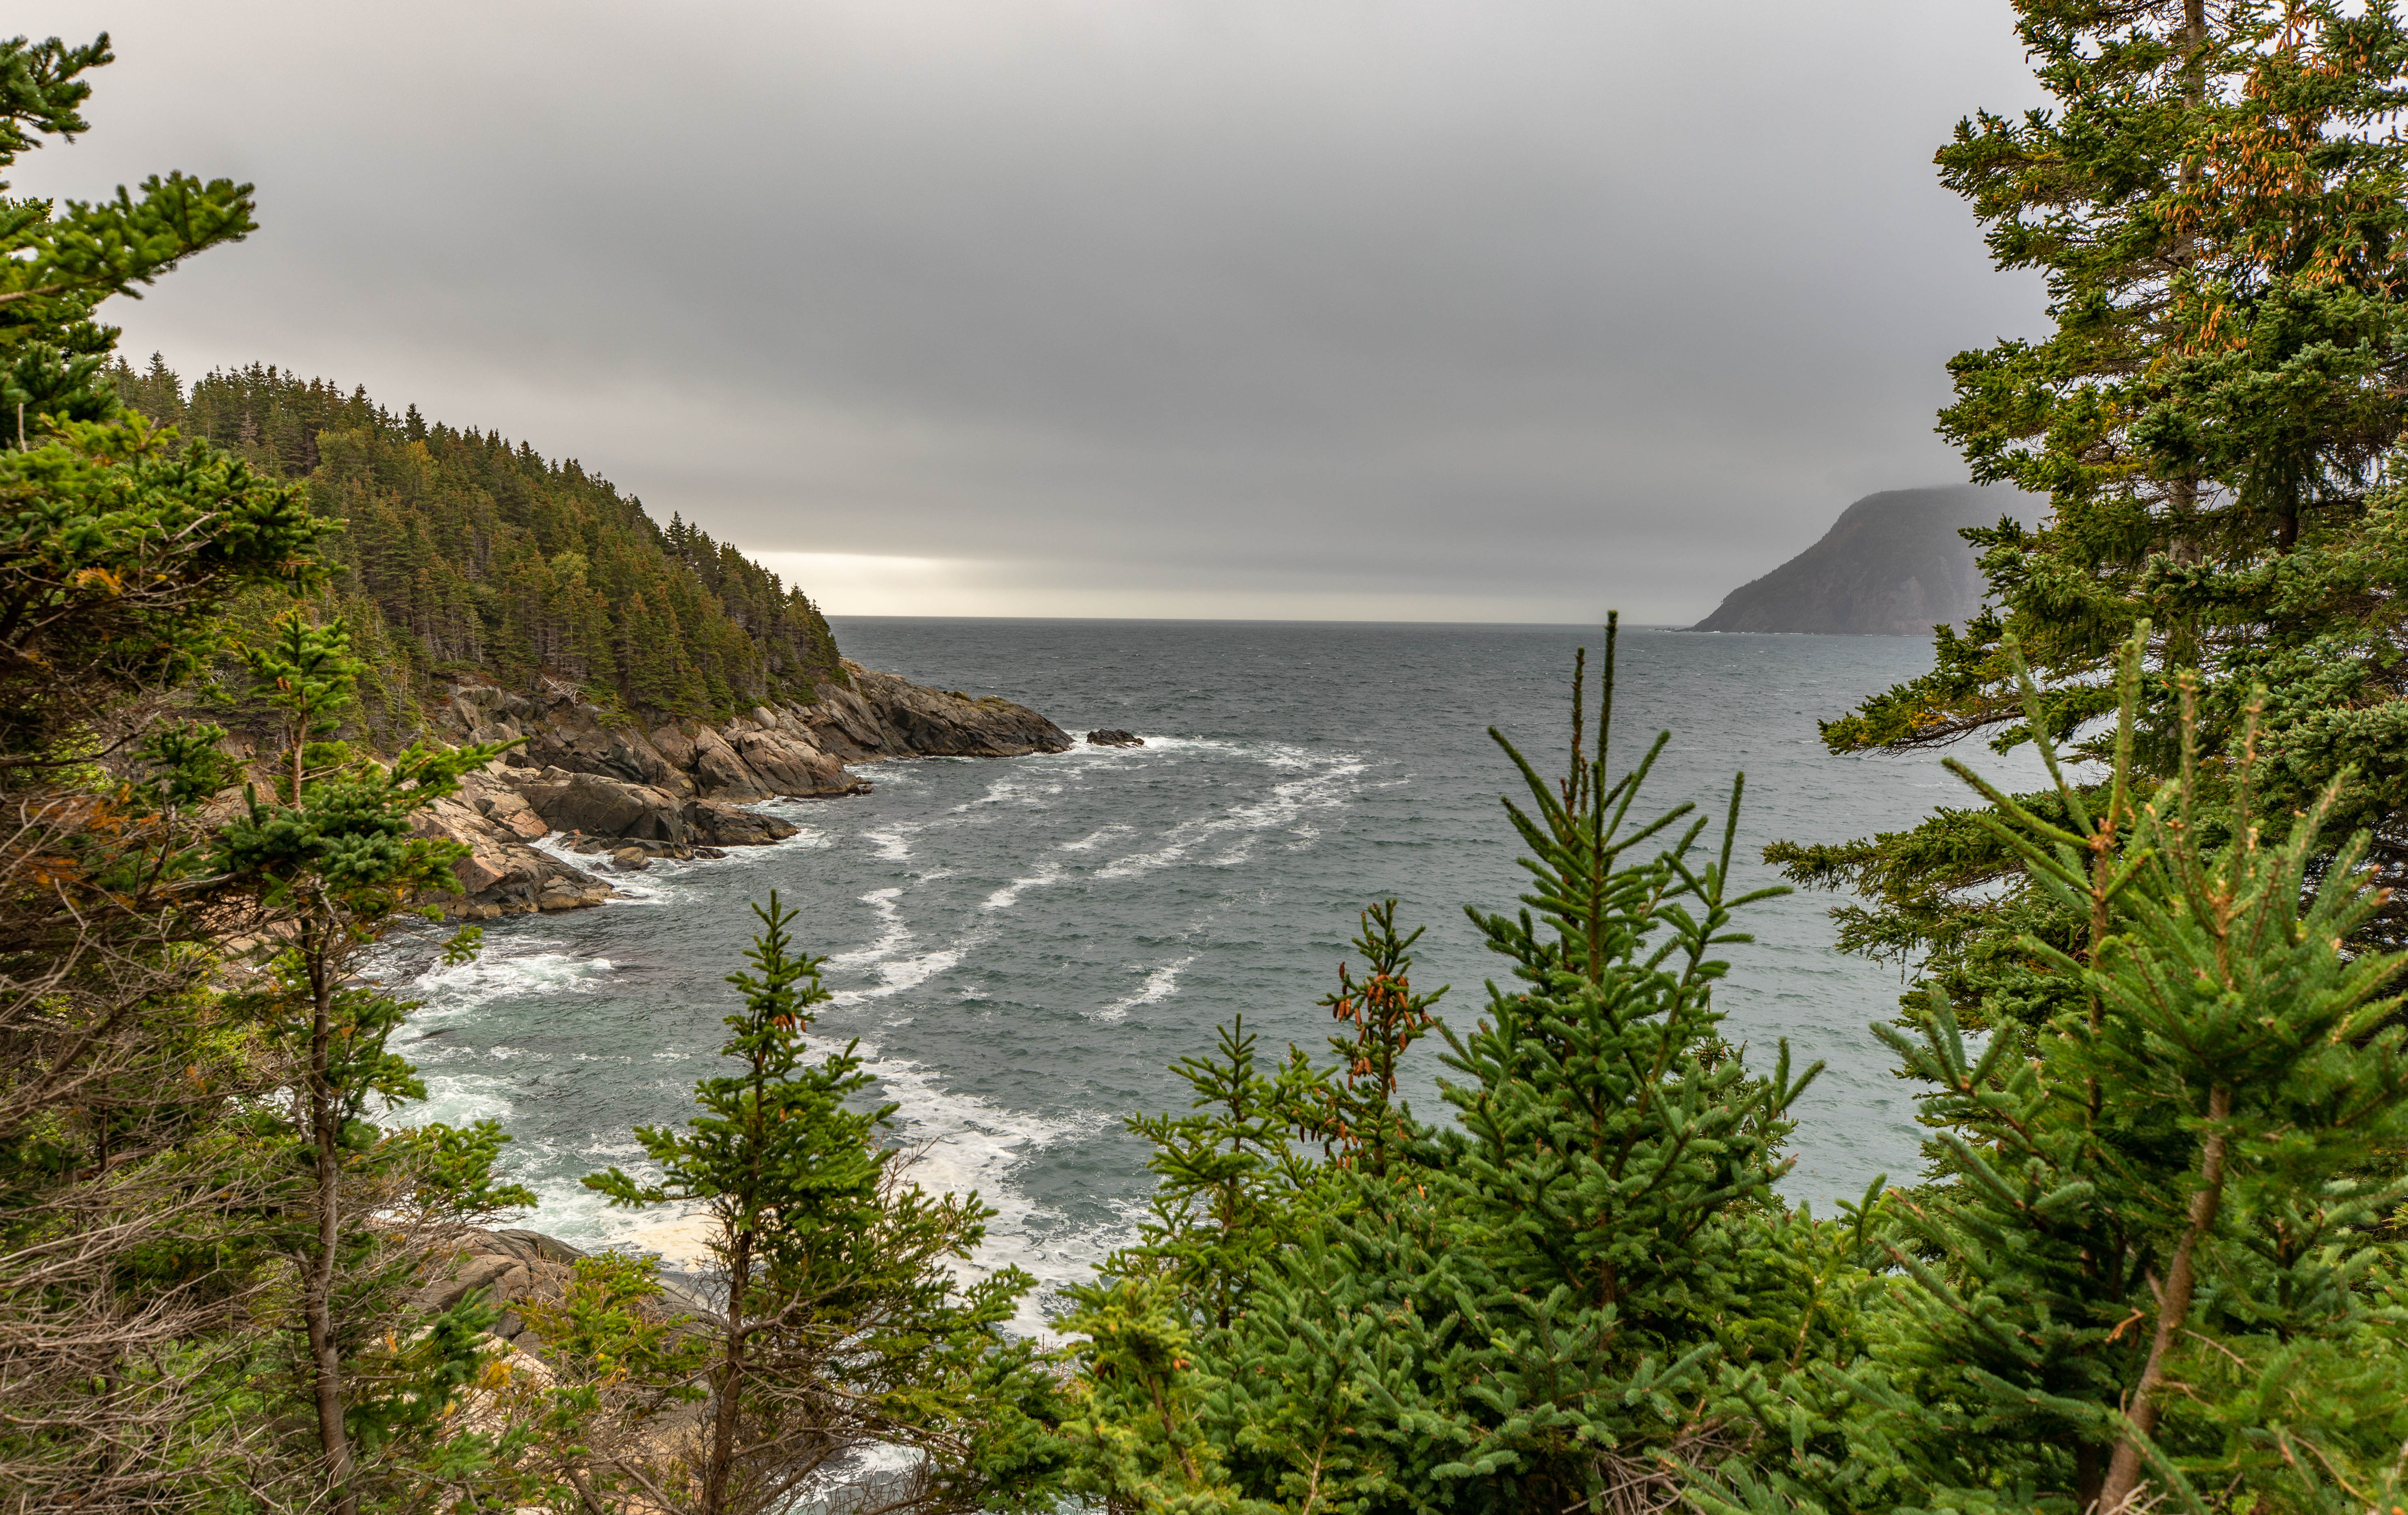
(394, 620, 2044, 1330)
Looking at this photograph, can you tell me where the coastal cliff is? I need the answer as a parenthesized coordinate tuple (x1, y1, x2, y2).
(1690, 484, 2039, 635)
(414, 660, 1071, 918)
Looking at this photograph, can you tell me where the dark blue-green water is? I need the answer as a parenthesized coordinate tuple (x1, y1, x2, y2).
(398, 620, 2042, 1330)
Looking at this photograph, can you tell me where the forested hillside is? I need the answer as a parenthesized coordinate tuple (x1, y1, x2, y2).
(109, 355, 845, 721)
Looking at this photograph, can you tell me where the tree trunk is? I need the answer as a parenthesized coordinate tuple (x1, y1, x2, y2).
(300, 941, 358, 1515)
(2099, 1085, 2231, 1512)
(703, 1227, 751, 1515)
(2076, 1440, 2105, 1513)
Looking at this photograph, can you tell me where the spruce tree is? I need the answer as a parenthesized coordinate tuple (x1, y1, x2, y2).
(587, 892, 1064, 1515)
(1413, 617, 1815, 1509)
(0, 31, 335, 1506)
(217, 609, 533, 1513)
(1774, 0, 2408, 1028)
(1707, 633, 2408, 1515)
(1067, 618, 1823, 1513)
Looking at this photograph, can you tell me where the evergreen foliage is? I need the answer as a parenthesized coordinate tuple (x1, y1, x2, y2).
(216, 608, 537, 1511)
(15, 10, 2408, 1514)
(1063, 620, 1833, 1514)
(1770, 0, 2408, 1030)
(586, 892, 1069, 1515)
(0, 32, 256, 447)
(111, 354, 847, 723)
(1699, 634, 2408, 1515)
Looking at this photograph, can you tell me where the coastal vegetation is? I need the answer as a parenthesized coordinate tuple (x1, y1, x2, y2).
(1771, 0, 2408, 1031)
(108, 355, 848, 730)
(12, 2, 2408, 1513)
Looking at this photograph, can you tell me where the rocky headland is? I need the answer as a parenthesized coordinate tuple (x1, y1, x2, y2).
(414, 659, 1071, 918)
(1688, 484, 2041, 635)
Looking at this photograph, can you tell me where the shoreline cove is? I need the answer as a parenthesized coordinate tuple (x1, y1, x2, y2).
(394, 621, 2049, 1330)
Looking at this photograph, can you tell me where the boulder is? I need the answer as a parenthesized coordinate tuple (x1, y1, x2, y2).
(683, 799, 801, 847)
(411, 1226, 717, 1347)
(459, 771, 550, 839)
(412, 792, 614, 918)
(1086, 729, 1144, 748)
(730, 725, 853, 794)
(410, 1228, 581, 1344)
(517, 770, 691, 844)
(685, 724, 771, 800)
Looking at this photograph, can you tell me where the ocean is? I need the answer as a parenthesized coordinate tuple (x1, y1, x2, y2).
(396, 618, 2044, 1330)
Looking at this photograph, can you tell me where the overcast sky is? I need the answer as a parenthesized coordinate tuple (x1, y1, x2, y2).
(13, 2, 2046, 622)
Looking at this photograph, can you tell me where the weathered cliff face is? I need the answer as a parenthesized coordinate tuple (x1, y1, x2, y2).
(413, 667, 1071, 918)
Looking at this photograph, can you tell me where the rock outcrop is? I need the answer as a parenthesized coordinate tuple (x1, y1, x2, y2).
(412, 667, 1070, 918)
(794, 662, 1074, 761)
(1086, 729, 1143, 748)
(411, 774, 616, 920)
(411, 1225, 718, 1345)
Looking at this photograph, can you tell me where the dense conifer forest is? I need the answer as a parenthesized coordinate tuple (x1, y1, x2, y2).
(109, 355, 846, 723)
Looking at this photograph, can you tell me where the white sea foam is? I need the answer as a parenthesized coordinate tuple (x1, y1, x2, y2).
(1057, 824, 1132, 852)
(398, 1068, 519, 1127)
(861, 824, 915, 861)
(1095, 753, 1367, 880)
(821, 888, 978, 1004)
(862, 1055, 1116, 1338)
(982, 861, 1065, 911)
(410, 938, 615, 1015)
(530, 835, 680, 905)
(1095, 956, 1195, 1023)
(829, 946, 968, 1005)
(955, 770, 1066, 813)
(824, 888, 909, 968)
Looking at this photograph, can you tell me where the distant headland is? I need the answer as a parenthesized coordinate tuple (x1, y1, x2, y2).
(1688, 484, 2040, 635)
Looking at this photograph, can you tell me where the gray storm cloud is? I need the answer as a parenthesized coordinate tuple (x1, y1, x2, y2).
(11, 0, 2046, 621)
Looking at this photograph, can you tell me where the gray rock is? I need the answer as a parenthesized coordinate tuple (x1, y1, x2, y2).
(683, 799, 801, 847)
(798, 662, 1071, 759)
(517, 771, 692, 844)
(412, 784, 614, 919)
(1086, 729, 1144, 747)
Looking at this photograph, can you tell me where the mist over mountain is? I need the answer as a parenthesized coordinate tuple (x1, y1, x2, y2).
(1688, 484, 2040, 635)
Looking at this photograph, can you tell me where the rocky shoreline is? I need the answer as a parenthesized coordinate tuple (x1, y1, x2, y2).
(413, 659, 1071, 918)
